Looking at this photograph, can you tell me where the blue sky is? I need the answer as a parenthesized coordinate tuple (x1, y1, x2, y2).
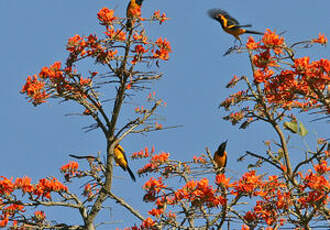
(0, 0, 329, 228)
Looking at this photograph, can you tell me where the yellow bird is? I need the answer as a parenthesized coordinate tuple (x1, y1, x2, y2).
(126, 0, 144, 30)
(208, 9, 263, 43)
(213, 140, 228, 169)
(114, 144, 136, 181)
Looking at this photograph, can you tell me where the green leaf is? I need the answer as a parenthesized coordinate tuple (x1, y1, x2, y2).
(298, 122, 308, 137)
(284, 120, 298, 133)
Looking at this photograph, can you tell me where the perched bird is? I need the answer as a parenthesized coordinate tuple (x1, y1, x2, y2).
(114, 144, 136, 181)
(213, 140, 228, 169)
(208, 9, 263, 43)
(126, 0, 144, 30)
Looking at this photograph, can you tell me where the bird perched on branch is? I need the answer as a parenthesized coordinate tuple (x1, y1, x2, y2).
(126, 0, 144, 30)
(208, 9, 263, 44)
(213, 140, 228, 170)
(114, 144, 136, 181)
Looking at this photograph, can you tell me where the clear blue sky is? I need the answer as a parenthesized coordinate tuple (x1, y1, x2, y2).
(0, 0, 329, 228)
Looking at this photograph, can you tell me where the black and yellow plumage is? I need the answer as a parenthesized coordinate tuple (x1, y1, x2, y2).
(114, 144, 136, 181)
(213, 140, 228, 169)
(208, 9, 263, 42)
(126, 0, 144, 30)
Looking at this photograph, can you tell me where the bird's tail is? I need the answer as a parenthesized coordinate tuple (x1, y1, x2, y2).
(245, 30, 263, 35)
(127, 166, 136, 181)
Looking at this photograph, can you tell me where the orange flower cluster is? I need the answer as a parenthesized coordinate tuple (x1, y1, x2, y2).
(132, 44, 150, 64)
(193, 155, 207, 164)
(21, 75, 48, 106)
(261, 29, 285, 55)
(141, 217, 156, 229)
(22, 60, 69, 106)
(60, 161, 79, 181)
(312, 33, 328, 45)
(33, 210, 46, 222)
(67, 34, 118, 65)
(143, 177, 167, 202)
(60, 161, 79, 175)
(232, 171, 263, 197)
(152, 10, 169, 24)
(244, 29, 330, 112)
(223, 111, 245, 125)
(297, 161, 329, 209)
(265, 57, 329, 110)
(0, 203, 25, 227)
(0, 176, 68, 227)
(153, 37, 172, 60)
(133, 31, 148, 44)
(97, 8, 118, 26)
(21, 61, 94, 106)
(105, 27, 126, 41)
(241, 175, 291, 226)
(131, 146, 155, 159)
(138, 152, 170, 175)
(168, 178, 226, 208)
(33, 177, 68, 199)
(246, 37, 260, 50)
(215, 173, 231, 188)
(220, 90, 248, 110)
(83, 183, 99, 201)
(67, 34, 100, 57)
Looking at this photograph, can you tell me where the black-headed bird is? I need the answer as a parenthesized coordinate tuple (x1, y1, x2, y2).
(208, 9, 263, 43)
(126, 0, 144, 30)
(114, 144, 136, 181)
(213, 140, 228, 170)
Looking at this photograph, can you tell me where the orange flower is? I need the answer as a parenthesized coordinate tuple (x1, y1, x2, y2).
(244, 211, 257, 223)
(21, 75, 49, 106)
(33, 177, 68, 199)
(193, 155, 207, 164)
(143, 177, 167, 193)
(131, 146, 154, 159)
(232, 170, 262, 196)
(241, 225, 250, 230)
(261, 29, 284, 54)
(314, 160, 329, 174)
(294, 56, 310, 74)
(14, 176, 33, 194)
(152, 10, 169, 24)
(148, 208, 164, 217)
(246, 36, 260, 50)
(60, 161, 79, 176)
(253, 50, 279, 68)
(151, 152, 169, 164)
(105, 27, 126, 41)
(0, 176, 14, 196)
(312, 33, 328, 45)
(97, 8, 118, 25)
(141, 217, 156, 228)
(80, 77, 92, 86)
(153, 37, 172, 60)
(253, 68, 274, 83)
(34, 210, 46, 221)
(133, 45, 149, 55)
(215, 174, 231, 188)
(133, 31, 148, 44)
